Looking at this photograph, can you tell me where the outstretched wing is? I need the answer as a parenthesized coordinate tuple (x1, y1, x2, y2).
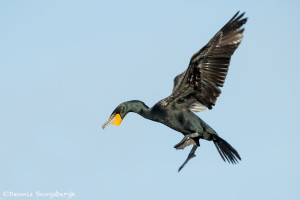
(168, 11, 247, 112)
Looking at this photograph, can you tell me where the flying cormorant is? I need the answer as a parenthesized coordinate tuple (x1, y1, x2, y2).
(103, 11, 247, 171)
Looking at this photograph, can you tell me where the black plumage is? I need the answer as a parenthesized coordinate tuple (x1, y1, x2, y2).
(103, 12, 247, 171)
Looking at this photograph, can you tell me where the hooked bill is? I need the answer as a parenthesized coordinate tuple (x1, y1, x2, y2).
(102, 114, 122, 129)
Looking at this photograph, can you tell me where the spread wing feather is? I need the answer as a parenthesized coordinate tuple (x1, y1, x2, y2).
(168, 11, 247, 112)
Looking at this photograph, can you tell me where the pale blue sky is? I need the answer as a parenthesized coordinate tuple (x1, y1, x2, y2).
(1, 1, 300, 200)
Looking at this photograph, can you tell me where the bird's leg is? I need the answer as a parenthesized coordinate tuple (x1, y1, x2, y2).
(178, 145, 198, 172)
(174, 132, 200, 150)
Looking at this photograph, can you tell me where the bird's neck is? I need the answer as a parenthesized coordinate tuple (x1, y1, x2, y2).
(126, 100, 154, 121)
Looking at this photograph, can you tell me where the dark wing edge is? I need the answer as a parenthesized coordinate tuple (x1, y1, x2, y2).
(170, 11, 247, 112)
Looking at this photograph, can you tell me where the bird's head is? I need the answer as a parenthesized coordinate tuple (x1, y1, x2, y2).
(102, 103, 129, 129)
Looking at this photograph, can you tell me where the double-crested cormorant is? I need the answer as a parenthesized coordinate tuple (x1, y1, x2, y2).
(103, 12, 247, 171)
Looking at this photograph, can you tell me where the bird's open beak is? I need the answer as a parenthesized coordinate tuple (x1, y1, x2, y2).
(102, 114, 122, 129)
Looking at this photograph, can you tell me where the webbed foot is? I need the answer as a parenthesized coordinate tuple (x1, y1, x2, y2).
(178, 145, 198, 172)
(174, 133, 200, 150)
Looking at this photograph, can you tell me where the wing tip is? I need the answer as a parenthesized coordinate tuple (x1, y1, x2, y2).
(223, 11, 248, 32)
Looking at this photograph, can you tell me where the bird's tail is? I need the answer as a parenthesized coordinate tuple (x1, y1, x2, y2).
(213, 135, 241, 164)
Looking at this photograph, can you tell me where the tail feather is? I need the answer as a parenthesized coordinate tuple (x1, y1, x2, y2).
(213, 135, 241, 164)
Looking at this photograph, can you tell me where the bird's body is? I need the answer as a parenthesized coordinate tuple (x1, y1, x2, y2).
(151, 101, 216, 140)
(103, 12, 247, 171)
